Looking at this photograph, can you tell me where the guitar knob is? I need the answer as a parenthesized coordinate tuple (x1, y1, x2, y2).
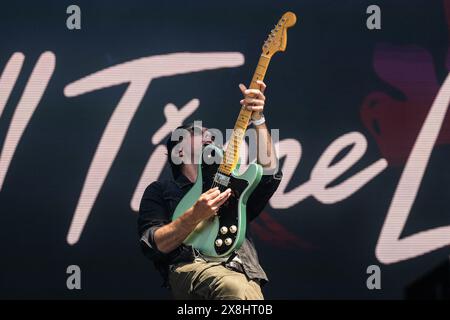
(229, 225, 237, 234)
(215, 239, 223, 247)
(224, 238, 233, 246)
(220, 226, 228, 234)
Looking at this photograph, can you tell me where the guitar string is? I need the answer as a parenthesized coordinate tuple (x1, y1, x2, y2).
(208, 105, 248, 192)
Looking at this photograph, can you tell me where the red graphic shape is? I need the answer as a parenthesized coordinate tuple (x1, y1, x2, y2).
(251, 211, 315, 250)
(361, 44, 450, 166)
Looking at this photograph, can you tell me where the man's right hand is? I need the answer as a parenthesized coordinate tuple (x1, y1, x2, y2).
(153, 187, 232, 254)
(192, 187, 232, 223)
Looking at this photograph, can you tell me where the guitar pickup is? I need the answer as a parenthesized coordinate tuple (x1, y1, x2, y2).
(214, 173, 230, 187)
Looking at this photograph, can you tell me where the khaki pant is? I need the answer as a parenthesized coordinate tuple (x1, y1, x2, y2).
(169, 259, 264, 300)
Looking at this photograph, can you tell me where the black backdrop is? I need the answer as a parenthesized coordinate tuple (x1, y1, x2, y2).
(1, 0, 450, 299)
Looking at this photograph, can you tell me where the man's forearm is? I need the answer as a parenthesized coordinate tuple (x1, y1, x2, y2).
(153, 207, 199, 254)
(254, 120, 277, 171)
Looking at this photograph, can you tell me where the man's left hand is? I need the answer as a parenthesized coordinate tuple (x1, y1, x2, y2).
(238, 80, 266, 121)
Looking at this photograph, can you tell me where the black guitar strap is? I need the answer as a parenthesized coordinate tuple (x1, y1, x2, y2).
(225, 251, 237, 264)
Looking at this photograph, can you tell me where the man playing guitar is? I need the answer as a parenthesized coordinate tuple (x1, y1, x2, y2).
(138, 80, 282, 300)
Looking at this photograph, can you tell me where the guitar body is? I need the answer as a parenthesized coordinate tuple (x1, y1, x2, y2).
(171, 144, 263, 258)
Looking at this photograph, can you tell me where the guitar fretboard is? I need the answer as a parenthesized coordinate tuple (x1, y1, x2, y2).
(218, 55, 271, 175)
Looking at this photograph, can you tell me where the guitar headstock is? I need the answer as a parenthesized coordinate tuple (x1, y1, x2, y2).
(262, 11, 297, 57)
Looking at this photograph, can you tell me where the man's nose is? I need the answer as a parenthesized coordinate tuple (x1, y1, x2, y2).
(202, 136, 212, 144)
(202, 132, 213, 145)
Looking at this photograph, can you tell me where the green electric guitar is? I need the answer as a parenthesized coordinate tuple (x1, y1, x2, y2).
(171, 12, 296, 258)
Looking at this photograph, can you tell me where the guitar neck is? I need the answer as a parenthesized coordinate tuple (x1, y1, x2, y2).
(218, 55, 271, 175)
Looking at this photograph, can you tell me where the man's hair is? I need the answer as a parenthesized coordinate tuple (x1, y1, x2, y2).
(166, 122, 202, 179)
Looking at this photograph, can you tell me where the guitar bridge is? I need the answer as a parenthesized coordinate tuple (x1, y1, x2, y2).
(214, 173, 230, 187)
